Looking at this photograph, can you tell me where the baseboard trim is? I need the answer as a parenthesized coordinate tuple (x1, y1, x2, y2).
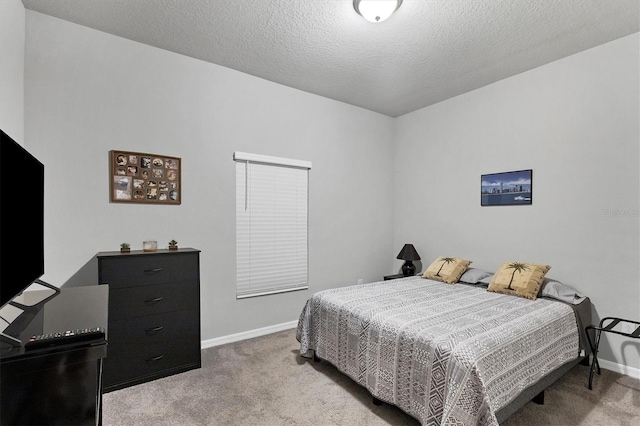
(598, 358, 640, 379)
(201, 320, 298, 349)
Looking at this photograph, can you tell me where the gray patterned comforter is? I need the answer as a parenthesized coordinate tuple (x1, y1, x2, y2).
(296, 276, 579, 426)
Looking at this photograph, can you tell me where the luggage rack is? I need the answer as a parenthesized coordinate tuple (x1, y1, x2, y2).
(585, 317, 640, 390)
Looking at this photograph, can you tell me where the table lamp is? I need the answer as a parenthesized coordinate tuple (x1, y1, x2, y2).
(397, 244, 421, 276)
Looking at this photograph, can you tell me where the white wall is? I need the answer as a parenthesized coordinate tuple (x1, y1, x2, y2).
(23, 11, 395, 340)
(394, 33, 640, 372)
(0, 0, 25, 143)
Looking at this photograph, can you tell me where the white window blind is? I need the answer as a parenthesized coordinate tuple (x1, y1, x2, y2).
(235, 152, 311, 299)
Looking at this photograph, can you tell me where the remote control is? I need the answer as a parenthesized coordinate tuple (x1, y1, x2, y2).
(24, 327, 105, 350)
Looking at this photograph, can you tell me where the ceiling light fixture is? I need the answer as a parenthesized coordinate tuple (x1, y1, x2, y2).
(353, 0, 403, 23)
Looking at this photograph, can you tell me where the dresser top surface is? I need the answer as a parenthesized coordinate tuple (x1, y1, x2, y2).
(97, 247, 200, 258)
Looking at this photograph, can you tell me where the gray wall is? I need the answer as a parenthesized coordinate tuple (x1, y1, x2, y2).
(393, 33, 639, 372)
(0, 0, 25, 143)
(22, 10, 394, 340)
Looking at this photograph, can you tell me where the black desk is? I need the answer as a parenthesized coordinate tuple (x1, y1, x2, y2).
(0, 285, 108, 425)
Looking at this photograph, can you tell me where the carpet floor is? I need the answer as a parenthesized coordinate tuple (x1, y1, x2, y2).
(102, 328, 640, 425)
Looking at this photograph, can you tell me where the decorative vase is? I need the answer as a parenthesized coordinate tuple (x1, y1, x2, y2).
(120, 248, 130, 253)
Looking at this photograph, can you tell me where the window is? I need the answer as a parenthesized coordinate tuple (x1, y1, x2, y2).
(234, 152, 311, 299)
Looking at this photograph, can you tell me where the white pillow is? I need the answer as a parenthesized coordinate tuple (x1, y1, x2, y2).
(539, 279, 586, 304)
(458, 268, 493, 284)
(479, 274, 494, 285)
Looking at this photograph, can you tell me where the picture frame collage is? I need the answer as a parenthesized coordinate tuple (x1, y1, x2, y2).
(109, 150, 181, 204)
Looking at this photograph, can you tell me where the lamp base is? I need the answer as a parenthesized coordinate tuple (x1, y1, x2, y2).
(402, 261, 416, 277)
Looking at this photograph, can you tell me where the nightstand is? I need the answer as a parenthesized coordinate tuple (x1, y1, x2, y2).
(384, 273, 405, 281)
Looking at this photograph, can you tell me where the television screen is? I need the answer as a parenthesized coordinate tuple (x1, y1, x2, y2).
(0, 129, 45, 308)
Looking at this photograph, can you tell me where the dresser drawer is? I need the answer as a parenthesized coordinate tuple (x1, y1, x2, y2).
(99, 252, 198, 288)
(103, 337, 201, 390)
(108, 281, 199, 320)
(108, 310, 199, 344)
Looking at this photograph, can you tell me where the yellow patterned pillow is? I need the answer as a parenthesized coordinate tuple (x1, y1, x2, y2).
(422, 257, 472, 284)
(487, 261, 551, 300)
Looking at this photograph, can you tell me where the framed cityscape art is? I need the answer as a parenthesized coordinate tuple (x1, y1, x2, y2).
(109, 150, 181, 205)
(481, 169, 532, 206)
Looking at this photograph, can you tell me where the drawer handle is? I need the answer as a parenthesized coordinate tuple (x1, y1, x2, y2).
(144, 297, 164, 305)
(145, 326, 164, 336)
(145, 354, 164, 364)
(144, 268, 163, 274)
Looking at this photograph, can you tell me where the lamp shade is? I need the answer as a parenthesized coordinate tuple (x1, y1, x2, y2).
(396, 244, 420, 261)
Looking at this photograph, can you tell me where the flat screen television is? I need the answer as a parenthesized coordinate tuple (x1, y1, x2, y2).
(0, 129, 45, 308)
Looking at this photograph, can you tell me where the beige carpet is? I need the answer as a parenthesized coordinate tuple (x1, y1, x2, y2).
(102, 328, 640, 425)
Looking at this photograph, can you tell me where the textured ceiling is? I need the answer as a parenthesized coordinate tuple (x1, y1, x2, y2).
(21, 0, 640, 117)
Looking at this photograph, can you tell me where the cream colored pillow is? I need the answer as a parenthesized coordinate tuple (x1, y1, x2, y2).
(487, 261, 551, 300)
(422, 257, 472, 284)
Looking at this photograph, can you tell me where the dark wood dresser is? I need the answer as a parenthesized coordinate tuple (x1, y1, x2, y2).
(97, 248, 201, 392)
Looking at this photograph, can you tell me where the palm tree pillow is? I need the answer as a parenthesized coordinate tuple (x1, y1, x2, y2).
(487, 261, 551, 300)
(422, 257, 472, 284)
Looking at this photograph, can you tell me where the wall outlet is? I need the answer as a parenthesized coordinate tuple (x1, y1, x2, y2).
(358, 278, 364, 285)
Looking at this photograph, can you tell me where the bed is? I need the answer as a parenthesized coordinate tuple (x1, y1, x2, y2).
(296, 275, 591, 426)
